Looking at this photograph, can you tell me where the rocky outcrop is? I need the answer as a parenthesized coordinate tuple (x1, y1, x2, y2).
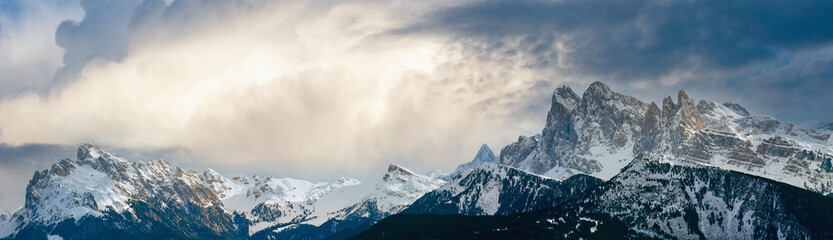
(499, 136, 538, 168)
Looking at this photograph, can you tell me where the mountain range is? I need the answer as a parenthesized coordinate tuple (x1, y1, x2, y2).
(2, 81, 833, 239)
(355, 156, 833, 239)
(0, 144, 443, 240)
(501, 82, 833, 196)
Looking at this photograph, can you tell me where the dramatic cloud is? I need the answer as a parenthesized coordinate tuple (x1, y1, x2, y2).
(0, 0, 832, 210)
(404, 0, 833, 122)
(412, 0, 833, 80)
(0, 0, 552, 178)
(53, 0, 142, 84)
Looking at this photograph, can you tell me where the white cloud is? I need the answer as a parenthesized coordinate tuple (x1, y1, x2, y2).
(0, 0, 562, 177)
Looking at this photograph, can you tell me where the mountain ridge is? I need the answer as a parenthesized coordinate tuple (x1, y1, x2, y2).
(0, 144, 444, 240)
(500, 81, 833, 196)
(354, 155, 833, 239)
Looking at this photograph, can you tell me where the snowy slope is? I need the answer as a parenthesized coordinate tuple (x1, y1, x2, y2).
(201, 168, 360, 234)
(251, 164, 445, 239)
(404, 163, 602, 216)
(303, 164, 443, 225)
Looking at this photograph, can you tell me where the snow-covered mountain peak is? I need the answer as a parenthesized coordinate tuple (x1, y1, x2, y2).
(9, 143, 233, 236)
(476, 144, 495, 158)
(379, 164, 443, 196)
(283, 163, 445, 232)
(583, 81, 614, 99)
(722, 101, 751, 116)
(337, 164, 445, 217)
(501, 82, 833, 197)
(76, 143, 104, 160)
(385, 164, 415, 177)
(76, 143, 130, 164)
(451, 144, 499, 178)
(334, 176, 361, 186)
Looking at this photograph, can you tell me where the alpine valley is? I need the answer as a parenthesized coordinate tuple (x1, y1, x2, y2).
(3, 82, 833, 240)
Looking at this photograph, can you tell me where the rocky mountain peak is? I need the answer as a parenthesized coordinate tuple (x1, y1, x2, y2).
(677, 90, 704, 131)
(385, 164, 415, 180)
(500, 81, 833, 198)
(583, 81, 612, 98)
(661, 95, 677, 118)
(676, 90, 690, 104)
(581, 81, 629, 109)
(451, 144, 499, 178)
(723, 102, 750, 116)
(658, 91, 704, 132)
(77, 143, 104, 160)
(471, 144, 497, 164)
(553, 85, 580, 112)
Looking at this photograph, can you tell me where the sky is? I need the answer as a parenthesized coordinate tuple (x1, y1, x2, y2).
(0, 0, 832, 211)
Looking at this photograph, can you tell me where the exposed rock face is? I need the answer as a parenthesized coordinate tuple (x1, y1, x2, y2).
(403, 163, 602, 216)
(501, 81, 833, 196)
(499, 136, 539, 168)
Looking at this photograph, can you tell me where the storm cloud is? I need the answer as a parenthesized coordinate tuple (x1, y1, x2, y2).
(411, 0, 833, 80)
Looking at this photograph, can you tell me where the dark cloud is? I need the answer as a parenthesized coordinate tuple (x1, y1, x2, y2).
(53, 0, 142, 87)
(407, 0, 833, 80)
(708, 57, 833, 126)
(0, 143, 74, 211)
(0, 143, 74, 165)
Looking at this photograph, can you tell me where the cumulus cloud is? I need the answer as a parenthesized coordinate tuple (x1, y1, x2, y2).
(0, 0, 557, 180)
